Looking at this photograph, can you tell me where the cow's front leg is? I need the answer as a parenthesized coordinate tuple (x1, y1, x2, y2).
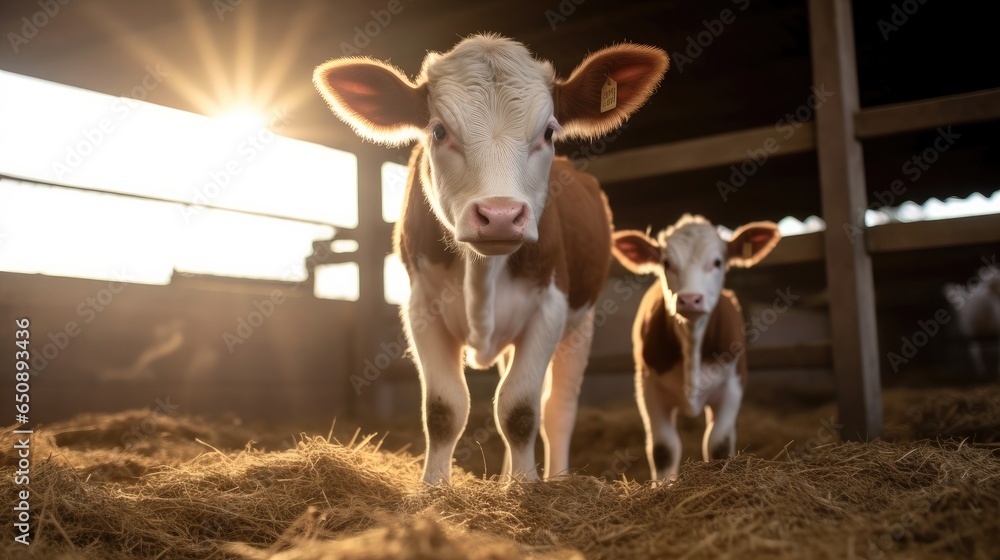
(638, 371, 681, 482)
(702, 374, 742, 462)
(541, 307, 594, 479)
(407, 292, 468, 485)
(495, 290, 567, 481)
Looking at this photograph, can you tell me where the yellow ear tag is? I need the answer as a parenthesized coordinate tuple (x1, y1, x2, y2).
(600, 77, 617, 113)
(742, 241, 752, 260)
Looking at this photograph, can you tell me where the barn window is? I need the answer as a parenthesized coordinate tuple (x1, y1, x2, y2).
(381, 161, 411, 305)
(0, 70, 359, 298)
(381, 161, 408, 223)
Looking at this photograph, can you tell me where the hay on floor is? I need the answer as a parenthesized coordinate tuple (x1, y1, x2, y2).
(1, 386, 998, 559)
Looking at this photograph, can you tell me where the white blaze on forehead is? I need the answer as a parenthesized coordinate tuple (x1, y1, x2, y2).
(420, 35, 556, 146)
(657, 219, 726, 265)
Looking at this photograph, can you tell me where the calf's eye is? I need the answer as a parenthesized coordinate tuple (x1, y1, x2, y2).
(432, 124, 447, 141)
(713, 258, 723, 268)
(544, 126, 554, 142)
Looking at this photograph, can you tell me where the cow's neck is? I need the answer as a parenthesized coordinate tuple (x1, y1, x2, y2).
(669, 310, 710, 405)
(464, 255, 508, 353)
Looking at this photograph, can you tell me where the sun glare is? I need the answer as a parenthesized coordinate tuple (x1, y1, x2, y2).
(0, 70, 359, 299)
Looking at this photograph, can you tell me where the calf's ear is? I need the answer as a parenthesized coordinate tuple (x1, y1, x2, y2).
(612, 230, 662, 274)
(314, 58, 427, 146)
(554, 44, 669, 140)
(727, 222, 781, 268)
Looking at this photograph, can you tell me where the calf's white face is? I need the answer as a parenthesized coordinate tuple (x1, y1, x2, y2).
(313, 34, 669, 257)
(613, 215, 780, 319)
(419, 39, 557, 256)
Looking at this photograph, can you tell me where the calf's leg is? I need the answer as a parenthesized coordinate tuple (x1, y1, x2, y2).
(540, 308, 593, 479)
(637, 372, 681, 481)
(407, 295, 468, 485)
(702, 374, 742, 461)
(495, 290, 567, 481)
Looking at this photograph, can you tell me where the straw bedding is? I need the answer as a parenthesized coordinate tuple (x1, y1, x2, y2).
(1, 385, 998, 559)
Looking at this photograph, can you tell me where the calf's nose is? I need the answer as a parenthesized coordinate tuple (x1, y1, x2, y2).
(676, 292, 706, 314)
(468, 197, 529, 241)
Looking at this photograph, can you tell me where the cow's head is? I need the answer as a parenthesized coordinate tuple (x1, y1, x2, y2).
(314, 34, 668, 257)
(613, 215, 780, 320)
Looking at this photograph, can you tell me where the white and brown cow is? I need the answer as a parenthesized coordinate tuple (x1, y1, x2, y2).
(944, 267, 1000, 378)
(314, 35, 668, 484)
(612, 215, 780, 481)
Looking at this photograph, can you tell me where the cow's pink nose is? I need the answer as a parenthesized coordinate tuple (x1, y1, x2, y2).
(469, 198, 529, 241)
(676, 292, 706, 314)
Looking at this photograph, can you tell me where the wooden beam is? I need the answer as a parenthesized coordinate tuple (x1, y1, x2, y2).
(746, 342, 833, 369)
(737, 213, 1000, 267)
(756, 231, 825, 267)
(585, 85, 1000, 184)
(856, 88, 1000, 139)
(352, 147, 395, 422)
(586, 123, 816, 184)
(867, 213, 1000, 253)
(808, 0, 883, 441)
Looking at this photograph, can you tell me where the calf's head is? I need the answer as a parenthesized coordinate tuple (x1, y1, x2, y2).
(613, 215, 780, 320)
(314, 34, 668, 256)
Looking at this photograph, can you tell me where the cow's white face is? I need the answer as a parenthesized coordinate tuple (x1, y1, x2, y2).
(418, 38, 557, 256)
(314, 34, 670, 257)
(613, 215, 781, 320)
(655, 222, 729, 319)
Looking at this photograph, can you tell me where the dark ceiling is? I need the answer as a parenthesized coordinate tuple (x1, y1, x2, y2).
(1, 0, 997, 226)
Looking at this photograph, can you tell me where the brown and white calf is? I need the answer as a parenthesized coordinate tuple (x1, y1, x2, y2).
(314, 35, 668, 484)
(944, 267, 1000, 378)
(612, 215, 780, 481)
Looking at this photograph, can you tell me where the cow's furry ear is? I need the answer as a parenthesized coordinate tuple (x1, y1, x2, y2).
(314, 58, 427, 146)
(612, 230, 661, 274)
(553, 44, 669, 140)
(727, 222, 781, 268)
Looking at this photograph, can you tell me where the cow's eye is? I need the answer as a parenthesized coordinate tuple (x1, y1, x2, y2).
(544, 126, 554, 142)
(662, 259, 670, 270)
(432, 124, 447, 142)
(713, 258, 723, 268)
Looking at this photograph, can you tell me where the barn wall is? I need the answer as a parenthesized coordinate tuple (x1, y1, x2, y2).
(0, 271, 358, 424)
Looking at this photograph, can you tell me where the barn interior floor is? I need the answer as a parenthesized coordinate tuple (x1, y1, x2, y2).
(1, 382, 997, 559)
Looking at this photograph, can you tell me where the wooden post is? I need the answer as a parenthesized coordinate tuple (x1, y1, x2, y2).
(352, 147, 393, 422)
(808, 0, 883, 440)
